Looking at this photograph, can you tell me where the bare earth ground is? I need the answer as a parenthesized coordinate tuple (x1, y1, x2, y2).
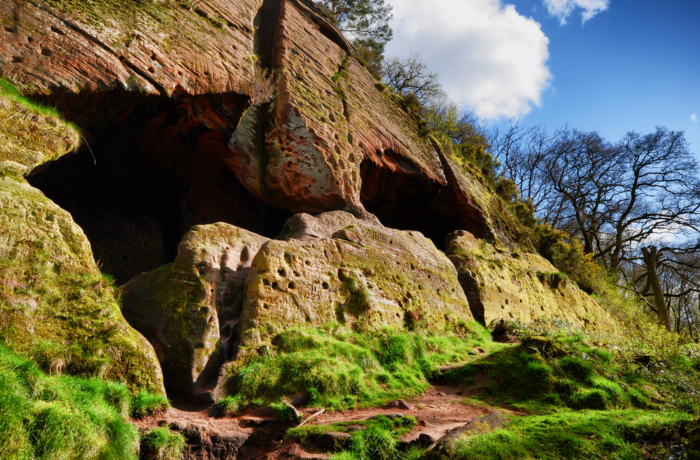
(134, 385, 510, 459)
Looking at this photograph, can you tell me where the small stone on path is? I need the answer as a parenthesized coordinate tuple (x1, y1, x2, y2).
(386, 399, 413, 410)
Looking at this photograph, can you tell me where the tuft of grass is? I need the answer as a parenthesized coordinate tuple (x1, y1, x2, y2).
(269, 400, 299, 424)
(291, 415, 417, 459)
(140, 427, 186, 460)
(0, 346, 168, 459)
(223, 323, 494, 410)
(214, 395, 241, 417)
(130, 391, 171, 419)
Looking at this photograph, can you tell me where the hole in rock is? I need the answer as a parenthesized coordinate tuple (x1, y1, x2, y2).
(28, 87, 291, 283)
(359, 151, 491, 250)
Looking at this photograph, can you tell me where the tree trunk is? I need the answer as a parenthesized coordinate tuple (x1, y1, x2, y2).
(642, 246, 672, 331)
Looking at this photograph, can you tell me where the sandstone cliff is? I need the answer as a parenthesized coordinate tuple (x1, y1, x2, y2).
(1, 0, 615, 404)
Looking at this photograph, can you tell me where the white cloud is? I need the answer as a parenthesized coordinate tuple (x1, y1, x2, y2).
(386, 0, 551, 120)
(692, 113, 698, 123)
(543, 0, 610, 25)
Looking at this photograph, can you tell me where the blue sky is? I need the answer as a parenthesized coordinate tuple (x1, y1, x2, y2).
(386, 0, 700, 153)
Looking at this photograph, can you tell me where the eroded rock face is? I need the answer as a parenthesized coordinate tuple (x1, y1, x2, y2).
(239, 212, 473, 346)
(0, 94, 164, 393)
(121, 223, 269, 400)
(2, 0, 274, 283)
(4, 0, 497, 269)
(445, 230, 616, 330)
(0, 0, 258, 95)
(228, 0, 447, 216)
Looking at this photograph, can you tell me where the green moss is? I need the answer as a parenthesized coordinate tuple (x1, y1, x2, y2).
(0, 81, 163, 393)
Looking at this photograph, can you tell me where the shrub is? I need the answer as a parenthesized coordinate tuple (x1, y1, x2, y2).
(246, 61, 274, 105)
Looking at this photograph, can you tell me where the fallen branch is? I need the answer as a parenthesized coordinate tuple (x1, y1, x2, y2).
(297, 408, 325, 427)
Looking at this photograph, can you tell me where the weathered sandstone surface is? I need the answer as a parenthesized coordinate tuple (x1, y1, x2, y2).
(240, 212, 474, 346)
(2, 0, 495, 286)
(0, 0, 619, 407)
(0, 92, 164, 392)
(121, 223, 269, 399)
(446, 230, 616, 330)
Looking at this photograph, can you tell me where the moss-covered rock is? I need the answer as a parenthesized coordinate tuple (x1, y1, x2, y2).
(121, 223, 269, 399)
(445, 230, 616, 331)
(239, 212, 474, 346)
(0, 90, 164, 393)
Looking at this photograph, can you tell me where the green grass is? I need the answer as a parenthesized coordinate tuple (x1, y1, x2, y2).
(221, 323, 494, 411)
(0, 346, 169, 460)
(130, 390, 171, 419)
(444, 324, 700, 415)
(289, 415, 417, 459)
(140, 427, 185, 460)
(452, 410, 695, 460)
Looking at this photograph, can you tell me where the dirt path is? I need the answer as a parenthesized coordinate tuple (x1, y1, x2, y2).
(134, 385, 505, 459)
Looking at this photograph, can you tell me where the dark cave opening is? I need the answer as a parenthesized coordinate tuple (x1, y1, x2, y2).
(27, 87, 291, 284)
(359, 151, 490, 251)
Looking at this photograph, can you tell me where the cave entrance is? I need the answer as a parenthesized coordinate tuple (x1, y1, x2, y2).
(359, 151, 490, 251)
(28, 87, 292, 284)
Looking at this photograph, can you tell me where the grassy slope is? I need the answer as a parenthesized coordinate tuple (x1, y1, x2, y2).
(274, 319, 699, 460)
(0, 346, 170, 460)
(217, 322, 497, 413)
(440, 320, 700, 460)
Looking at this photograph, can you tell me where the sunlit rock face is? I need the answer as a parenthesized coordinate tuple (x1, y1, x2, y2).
(239, 212, 474, 347)
(445, 230, 617, 331)
(121, 223, 269, 401)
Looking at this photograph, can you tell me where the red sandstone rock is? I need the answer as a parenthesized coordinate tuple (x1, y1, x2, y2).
(0, 0, 257, 95)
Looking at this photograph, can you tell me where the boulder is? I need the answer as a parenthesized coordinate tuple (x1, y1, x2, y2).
(240, 212, 473, 346)
(0, 91, 164, 393)
(386, 399, 413, 410)
(445, 230, 616, 330)
(317, 432, 352, 450)
(121, 223, 269, 399)
(428, 412, 509, 457)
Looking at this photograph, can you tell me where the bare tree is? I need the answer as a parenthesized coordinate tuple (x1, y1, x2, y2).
(490, 124, 561, 218)
(493, 126, 700, 272)
(381, 53, 443, 104)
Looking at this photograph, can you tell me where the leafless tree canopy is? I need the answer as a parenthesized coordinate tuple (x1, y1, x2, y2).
(491, 125, 700, 333)
(492, 125, 700, 271)
(381, 53, 443, 103)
